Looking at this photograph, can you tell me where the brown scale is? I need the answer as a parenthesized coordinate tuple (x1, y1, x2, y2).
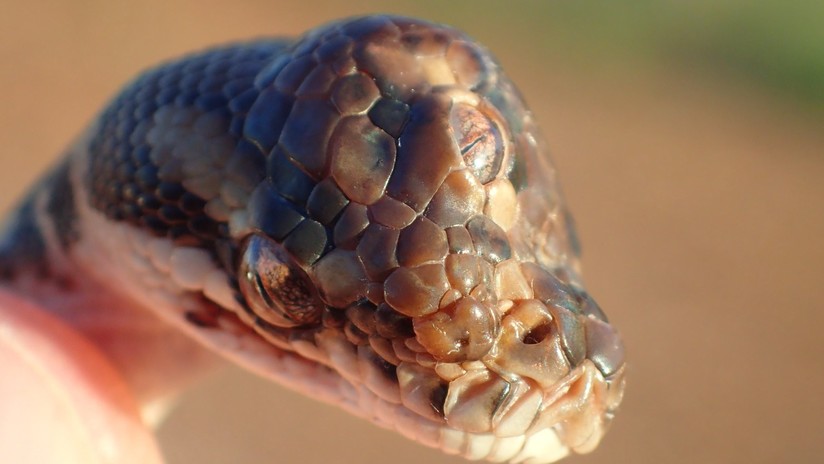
(332, 202, 369, 249)
(396, 217, 448, 267)
(355, 224, 399, 281)
(329, 115, 396, 205)
(312, 249, 367, 308)
(412, 296, 499, 363)
(385, 95, 463, 212)
(367, 196, 417, 229)
(425, 169, 486, 228)
(383, 264, 450, 317)
(445, 226, 475, 254)
(374, 303, 414, 339)
(444, 254, 487, 296)
(343, 321, 370, 346)
(330, 72, 380, 114)
(345, 300, 378, 334)
(368, 336, 401, 366)
(466, 215, 512, 264)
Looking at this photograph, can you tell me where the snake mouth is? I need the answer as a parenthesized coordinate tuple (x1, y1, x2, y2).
(200, 287, 624, 463)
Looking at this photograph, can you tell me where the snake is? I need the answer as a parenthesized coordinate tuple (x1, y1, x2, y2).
(0, 15, 625, 463)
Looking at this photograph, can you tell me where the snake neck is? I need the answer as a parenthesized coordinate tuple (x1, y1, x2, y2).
(0, 157, 222, 418)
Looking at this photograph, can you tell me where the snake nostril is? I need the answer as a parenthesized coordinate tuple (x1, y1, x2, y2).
(523, 321, 553, 345)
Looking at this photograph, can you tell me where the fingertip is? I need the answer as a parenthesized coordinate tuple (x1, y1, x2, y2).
(0, 289, 164, 464)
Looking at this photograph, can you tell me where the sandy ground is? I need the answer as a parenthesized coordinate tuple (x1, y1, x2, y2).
(1, 2, 823, 464)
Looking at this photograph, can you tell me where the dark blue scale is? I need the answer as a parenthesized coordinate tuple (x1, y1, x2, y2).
(86, 41, 291, 249)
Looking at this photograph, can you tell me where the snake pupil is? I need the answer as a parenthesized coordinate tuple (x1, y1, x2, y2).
(239, 234, 323, 327)
(450, 103, 504, 184)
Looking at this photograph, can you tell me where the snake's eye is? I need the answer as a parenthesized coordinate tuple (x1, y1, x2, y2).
(238, 234, 323, 328)
(450, 103, 504, 184)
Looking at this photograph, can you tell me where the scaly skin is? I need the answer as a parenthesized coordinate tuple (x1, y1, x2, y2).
(0, 15, 625, 463)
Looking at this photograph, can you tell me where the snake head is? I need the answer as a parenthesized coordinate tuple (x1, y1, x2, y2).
(77, 14, 625, 463)
(228, 16, 626, 462)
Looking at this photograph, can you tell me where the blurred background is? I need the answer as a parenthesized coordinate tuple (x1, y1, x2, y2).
(1, 1, 822, 463)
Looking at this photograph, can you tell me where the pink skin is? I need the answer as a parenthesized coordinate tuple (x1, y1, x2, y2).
(0, 289, 163, 464)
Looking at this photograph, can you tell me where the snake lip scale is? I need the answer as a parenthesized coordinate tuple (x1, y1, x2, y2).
(0, 14, 625, 463)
